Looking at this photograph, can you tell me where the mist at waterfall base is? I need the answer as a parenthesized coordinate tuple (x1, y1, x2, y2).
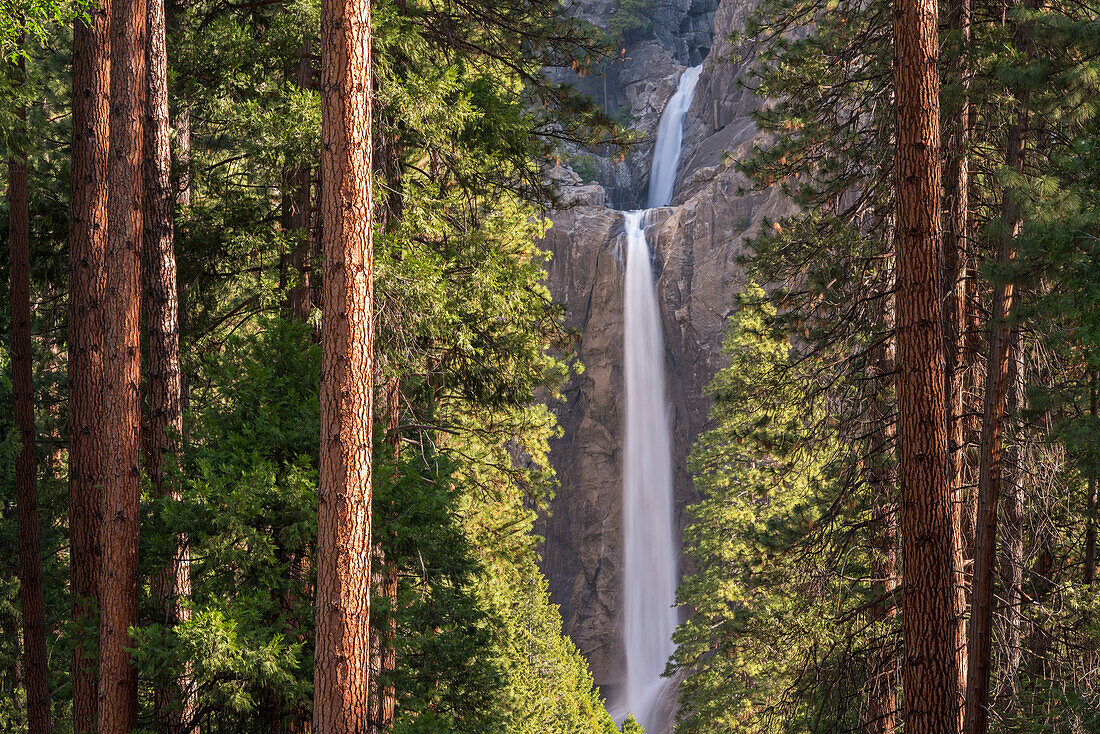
(613, 64, 702, 732)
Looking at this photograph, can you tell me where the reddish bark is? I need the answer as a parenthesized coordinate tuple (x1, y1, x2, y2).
(69, 6, 111, 731)
(99, 0, 146, 727)
(313, 0, 374, 725)
(893, 0, 960, 730)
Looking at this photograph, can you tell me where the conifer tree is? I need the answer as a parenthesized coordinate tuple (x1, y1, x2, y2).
(313, 0, 373, 726)
(893, 0, 959, 728)
(99, 0, 145, 727)
(69, 3, 110, 731)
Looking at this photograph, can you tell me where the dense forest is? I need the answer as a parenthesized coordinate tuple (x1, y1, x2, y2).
(0, 0, 1098, 730)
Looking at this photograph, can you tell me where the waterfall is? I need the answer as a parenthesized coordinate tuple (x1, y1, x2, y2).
(647, 64, 702, 209)
(620, 210, 678, 730)
(617, 64, 702, 731)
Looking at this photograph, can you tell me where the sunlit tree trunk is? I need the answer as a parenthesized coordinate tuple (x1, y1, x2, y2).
(313, 0, 374, 724)
(893, 0, 959, 730)
(9, 49, 53, 734)
(99, 0, 145, 727)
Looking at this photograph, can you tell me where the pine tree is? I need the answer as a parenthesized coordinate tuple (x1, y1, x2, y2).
(68, 4, 110, 731)
(99, 0, 145, 727)
(893, 0, 959, 729)
(313, 0, 374, 726)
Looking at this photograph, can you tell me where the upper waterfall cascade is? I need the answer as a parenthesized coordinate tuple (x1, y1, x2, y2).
(616, 64, 703, 731)
(647, 64, 702, 209)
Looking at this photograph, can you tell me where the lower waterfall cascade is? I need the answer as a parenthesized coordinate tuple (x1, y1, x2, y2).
(615, 64, 703, 731)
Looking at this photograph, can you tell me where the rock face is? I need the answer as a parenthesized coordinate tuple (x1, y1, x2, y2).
(536, 0, 793, 731)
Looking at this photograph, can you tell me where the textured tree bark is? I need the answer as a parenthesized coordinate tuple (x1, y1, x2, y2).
(942, 0, 971, 723)
(70, 7, 110, 732)
(313, 0, 373, 725)
(99, 0, 145, 728)
(9, 51, 53, 734)
(893, 0, 959, 731)
(144, 0, 194, 729)
(866, 343, 898, 734)
(963, 8, 1031, 733)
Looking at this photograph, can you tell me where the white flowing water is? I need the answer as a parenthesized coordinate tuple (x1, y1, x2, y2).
(646, 64, 702, 209)
(618, 64, 702, 731)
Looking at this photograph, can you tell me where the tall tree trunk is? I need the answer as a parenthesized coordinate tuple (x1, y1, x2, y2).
(963, 6, 1031, 733)
(313, 0, 373, 725)
(70, 6, 110, 731)
(866, 343, 898, 734)
(144, 0, 193, 729)
(994, 348, 1024, 712)
(99, 0, 145, 727)
(893, 0, 958, 731)
(942, 0, 971, 723)
(9, 51, 53, 734)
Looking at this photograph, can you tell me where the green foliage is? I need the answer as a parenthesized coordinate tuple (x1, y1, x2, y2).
(571, 154, 601, 183)
(0, 0, 624, 725)
(606, 0, 657, 50)
(0, 0, 89, 61)
(674, 288, 874, 734)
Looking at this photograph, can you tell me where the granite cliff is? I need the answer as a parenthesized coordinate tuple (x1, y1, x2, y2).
(536, 0, 793, 730)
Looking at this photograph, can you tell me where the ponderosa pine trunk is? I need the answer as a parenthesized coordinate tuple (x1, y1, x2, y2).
(144, 0, 193, 728)
(893, 0, 959, 730)
(10, 50, 53, 734)
(963, 6, 1031, 732)
(69, 6, 110, 732)
(313, 0, 373, 725)
(942, 0, 971, 723)
(99, 0, 145, 727)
